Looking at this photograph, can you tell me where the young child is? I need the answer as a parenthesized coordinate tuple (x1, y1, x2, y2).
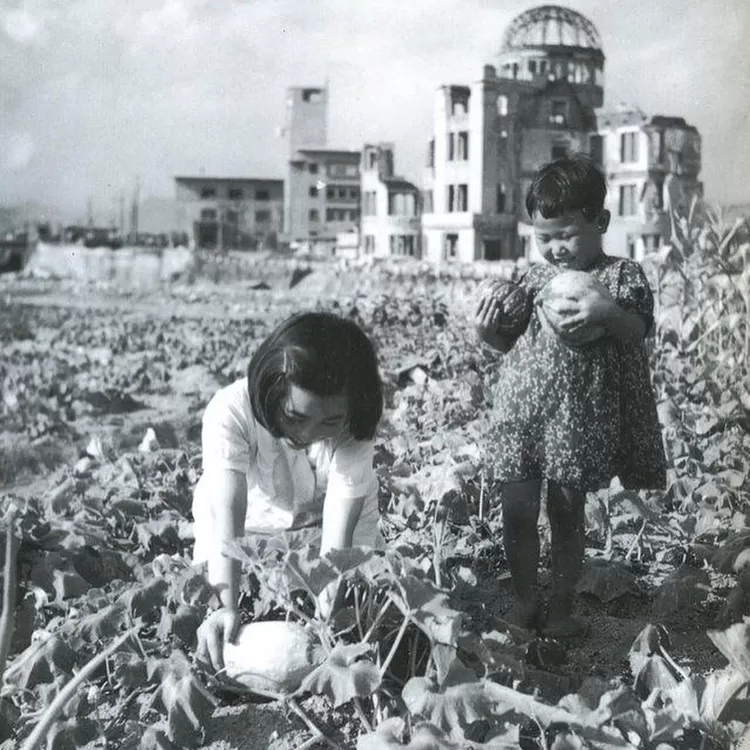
(474, 153, 666, 637)
(192, 311, 384, 670)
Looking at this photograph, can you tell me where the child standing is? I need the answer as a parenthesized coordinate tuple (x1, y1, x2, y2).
(475, 154, 666, 637)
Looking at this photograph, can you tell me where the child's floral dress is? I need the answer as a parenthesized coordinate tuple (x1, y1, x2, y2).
(488, 254, 666, 492)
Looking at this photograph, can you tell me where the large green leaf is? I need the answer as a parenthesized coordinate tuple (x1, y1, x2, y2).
(707, 620, 750, 678)
(299, 643, 381, 707)
(402, 666, 495, 738)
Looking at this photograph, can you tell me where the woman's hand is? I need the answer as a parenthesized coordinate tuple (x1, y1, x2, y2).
(196, 608, 241, 673)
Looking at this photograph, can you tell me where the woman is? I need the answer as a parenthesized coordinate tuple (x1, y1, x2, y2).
(192, 311, 384, 671)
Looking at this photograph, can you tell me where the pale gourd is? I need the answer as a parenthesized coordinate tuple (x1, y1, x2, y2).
(537, 271, 607, 346)
(221, 621, 324, 694)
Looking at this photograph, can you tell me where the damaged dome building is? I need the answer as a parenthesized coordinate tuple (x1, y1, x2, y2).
(421, 4, 703, 263)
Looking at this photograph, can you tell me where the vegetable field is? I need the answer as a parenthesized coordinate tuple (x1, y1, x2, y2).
(1, 209, 749, 750)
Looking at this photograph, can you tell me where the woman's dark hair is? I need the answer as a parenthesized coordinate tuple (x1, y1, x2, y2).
(525, 152, 607, 222)
(247, 311, 383, 441)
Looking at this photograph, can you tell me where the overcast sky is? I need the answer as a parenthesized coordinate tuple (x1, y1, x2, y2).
(1, 0, 749, 222)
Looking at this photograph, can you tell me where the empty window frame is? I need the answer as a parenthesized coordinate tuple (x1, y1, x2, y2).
(227, 187, 243, 200)
(457, 131, 469, 161)
(255, 189, 270, 201)
(200, 187, 216, 199)
(619, 184, 638, 216)
(620, 131, 639, 163)
(550, 100, 568, 126)
(445, 233, 458, 259)
(496, 183, 507, 213)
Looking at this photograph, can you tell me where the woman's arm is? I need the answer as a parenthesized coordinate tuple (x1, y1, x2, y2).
(207, 469, 248, 610)
(320, 494, 365, 555)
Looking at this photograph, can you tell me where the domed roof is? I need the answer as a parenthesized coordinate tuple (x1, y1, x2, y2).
(501, 5, 603, 51)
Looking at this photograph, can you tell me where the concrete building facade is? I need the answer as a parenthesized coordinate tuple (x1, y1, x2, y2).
(360, 143, 421, 258)
(422, 5, 702, 263)
(174, 176, 283, 251)
(283, 86, 361, 252)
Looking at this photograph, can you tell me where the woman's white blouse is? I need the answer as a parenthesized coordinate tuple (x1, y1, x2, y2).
(191, 379, 381, 563)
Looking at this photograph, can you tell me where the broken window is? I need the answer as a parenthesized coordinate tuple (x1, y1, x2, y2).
(620, 132, 639, 163)
(447, 132, 456, 161)
(496, 183, 507, 213)
(200, 187, 216, 199)
(309, 163, 319, 174)
(619, 184, 637, 216)
(445, 233, 458, 259)
(255, 210, 270, 223)
(309, 185, 318, 198)
(626, 234, 637, 259)
(309, 209, 319, 222)
(228, 187, 243, 200)
(457, 131, 469, 161)
(457, 184, 468, 211)
(550, 100, 568, 126)
(255, 189, 270, 201)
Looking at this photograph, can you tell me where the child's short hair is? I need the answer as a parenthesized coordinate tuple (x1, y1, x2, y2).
(525, 152, 607, 222)
(247, 311, 383, 441)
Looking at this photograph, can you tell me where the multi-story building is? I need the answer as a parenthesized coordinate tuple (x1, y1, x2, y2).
(174, 176, 283, 250)
(422, 5, 702, 263)
(591, 107, 702, 259)
(283, 86, 361, 252)
(360, 142, 421, 258)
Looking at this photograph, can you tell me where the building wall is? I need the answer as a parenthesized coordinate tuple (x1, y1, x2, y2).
(360, 143, 421, 258)
(174, 177, 283, 250)
(286, 150, 361, 246)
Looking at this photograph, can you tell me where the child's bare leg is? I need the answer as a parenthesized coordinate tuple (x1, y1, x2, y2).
(501, 480, 542, 628)
(545, 481, 589, 636)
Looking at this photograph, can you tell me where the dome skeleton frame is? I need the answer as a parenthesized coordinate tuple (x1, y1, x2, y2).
(501, 5, 603, 51)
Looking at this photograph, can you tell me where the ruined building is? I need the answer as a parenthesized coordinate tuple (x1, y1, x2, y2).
(422, 5, 703, 262)
(283, 86, 361, 253)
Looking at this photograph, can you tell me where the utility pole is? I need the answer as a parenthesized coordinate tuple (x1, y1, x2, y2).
(119, 190, 125, 235)
(130, 176, 140, 245)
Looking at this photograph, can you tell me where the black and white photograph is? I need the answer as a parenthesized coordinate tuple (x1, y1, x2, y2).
(1, 1, 749, 748)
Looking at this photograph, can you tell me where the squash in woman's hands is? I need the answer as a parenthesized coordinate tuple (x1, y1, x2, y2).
(221, 621, 324, 694)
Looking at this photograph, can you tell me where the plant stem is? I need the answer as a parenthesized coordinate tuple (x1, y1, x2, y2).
(353, 696, 373, 733)
(288, 697, 344, 750)
(379, 612, 411, 678)
(0, 509, 19, 679)
(363, 598, 393, 644)
(19, 627, 140, 750)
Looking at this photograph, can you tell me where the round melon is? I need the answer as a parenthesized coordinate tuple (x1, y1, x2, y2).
(477, 279, 532, 335)
(221, 621, 324, 694)
(537, 271, 607, 346)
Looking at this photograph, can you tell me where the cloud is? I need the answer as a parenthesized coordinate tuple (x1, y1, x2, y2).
(1, 6, 44, 44)
(1, 133, 35, 170)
